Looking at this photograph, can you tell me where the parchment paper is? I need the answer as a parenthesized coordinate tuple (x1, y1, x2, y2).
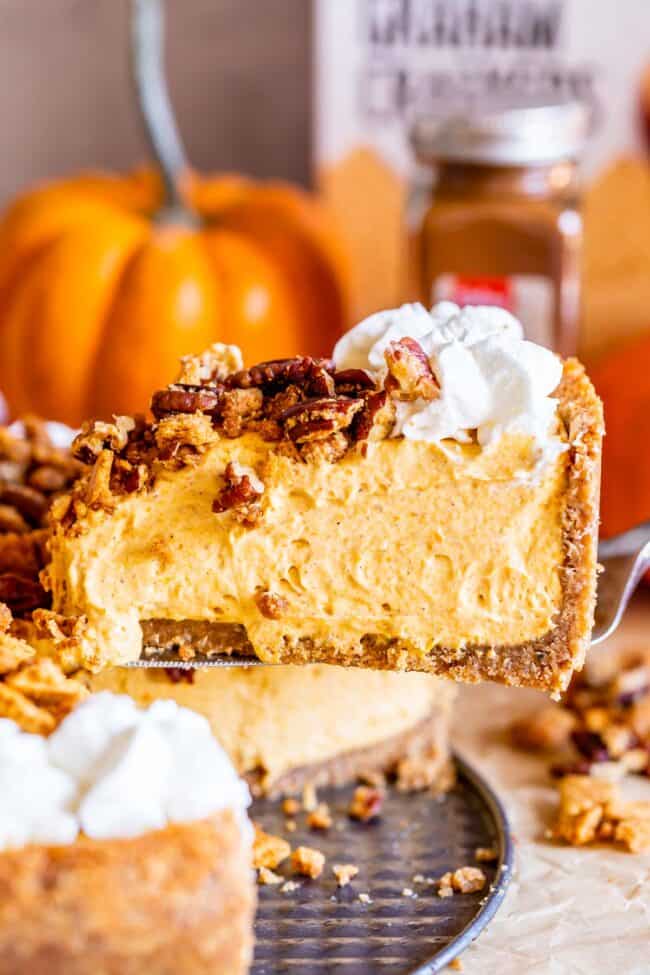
(454, 595, 650, 975)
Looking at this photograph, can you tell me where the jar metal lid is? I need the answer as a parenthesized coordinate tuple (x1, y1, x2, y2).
(411, 97, 591, 167)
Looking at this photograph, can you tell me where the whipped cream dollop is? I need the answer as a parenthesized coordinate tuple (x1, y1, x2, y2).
(0, 693, 251, 851)
(333, 302, 565, 457)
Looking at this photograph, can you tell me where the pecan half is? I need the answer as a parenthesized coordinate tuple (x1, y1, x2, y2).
(333, 368, 376, 395)
(213, 462, 264, 527)
(0, 504, 29, 535)
(281, 397, 363, 443)
(227, 357, 335, 395)
(0, 573, 48, 615)
(150, 384, 223, 420)
(0, 485, 48, 526)
(384, 337, 440, 401)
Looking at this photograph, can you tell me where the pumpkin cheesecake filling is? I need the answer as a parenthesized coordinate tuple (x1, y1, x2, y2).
(45, 302, 603, 692)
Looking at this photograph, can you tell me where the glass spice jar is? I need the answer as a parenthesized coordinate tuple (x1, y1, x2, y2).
(410, 98, 590, 355)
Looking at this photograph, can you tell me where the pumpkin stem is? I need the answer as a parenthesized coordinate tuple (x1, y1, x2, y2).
(131, 0, 196, 224)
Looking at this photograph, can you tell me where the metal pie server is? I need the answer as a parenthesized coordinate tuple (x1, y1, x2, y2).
(127, 521, 650, 669)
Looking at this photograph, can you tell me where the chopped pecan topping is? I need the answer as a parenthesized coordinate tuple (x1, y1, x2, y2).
(72, 416, 136, 464)
(255, 590, 289, 620)
(150, 384, 223, 420)
(550, 774, 650, 852)
(281, 397, 363, 443)
(384, 337, 440, 401)
(348, 785, 385, 822)
(213, 462, 264, 527)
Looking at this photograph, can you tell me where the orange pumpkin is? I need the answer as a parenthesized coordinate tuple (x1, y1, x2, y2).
(590, 333, 650, 538)
(0, 167, 350, 425)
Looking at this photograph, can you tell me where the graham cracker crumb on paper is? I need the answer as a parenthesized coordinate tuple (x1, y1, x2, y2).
(252, 825, 291, 870)
(552, 774, 650, 853)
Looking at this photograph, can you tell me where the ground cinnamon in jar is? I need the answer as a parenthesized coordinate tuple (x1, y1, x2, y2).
(411, 98, 590, 354)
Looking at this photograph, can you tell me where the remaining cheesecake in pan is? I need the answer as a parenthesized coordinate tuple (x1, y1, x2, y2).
(89, 664, 456, 797)
(46, 302, 603, 693)
(0, 639, 255, 975)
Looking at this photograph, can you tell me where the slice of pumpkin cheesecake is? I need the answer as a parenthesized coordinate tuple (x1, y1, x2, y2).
(45, 302, 603, 693)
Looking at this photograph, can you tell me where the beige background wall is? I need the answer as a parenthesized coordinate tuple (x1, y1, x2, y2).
(0, 0, 311, 205)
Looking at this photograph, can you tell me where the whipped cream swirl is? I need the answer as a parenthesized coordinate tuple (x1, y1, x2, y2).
(0, 693, 251, 850)
(333, 302, 565, 458)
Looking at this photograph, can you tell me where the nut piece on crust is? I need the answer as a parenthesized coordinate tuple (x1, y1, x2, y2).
(348, 786, 385, 822)
(384, 337, 440, 401)
(252, 825, 291, 870)
(255, 590, 289, 620)
(290, 845, 325, 879)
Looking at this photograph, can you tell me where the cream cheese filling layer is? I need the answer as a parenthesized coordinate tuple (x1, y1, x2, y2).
(89, 665, 453, 783)
(49, 429, 568, 670)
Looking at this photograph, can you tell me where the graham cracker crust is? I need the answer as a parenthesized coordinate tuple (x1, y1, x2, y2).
(0, 810, 255, 975)
(245, 705, 454, 799)
(143, 359, 603, 696)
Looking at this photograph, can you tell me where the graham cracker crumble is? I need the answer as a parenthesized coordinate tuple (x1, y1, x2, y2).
(252, 825, 291, 870)
(512, 648, 650, 782)
(0, 604, 87, 735)
(307, 803, 333, 831)
(551, 774, 650, 852)
(290, 846, 326, 879)
(349, 785, 385, 822)
(437, 867, 487, 898)
(332, 864, 359, 887)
